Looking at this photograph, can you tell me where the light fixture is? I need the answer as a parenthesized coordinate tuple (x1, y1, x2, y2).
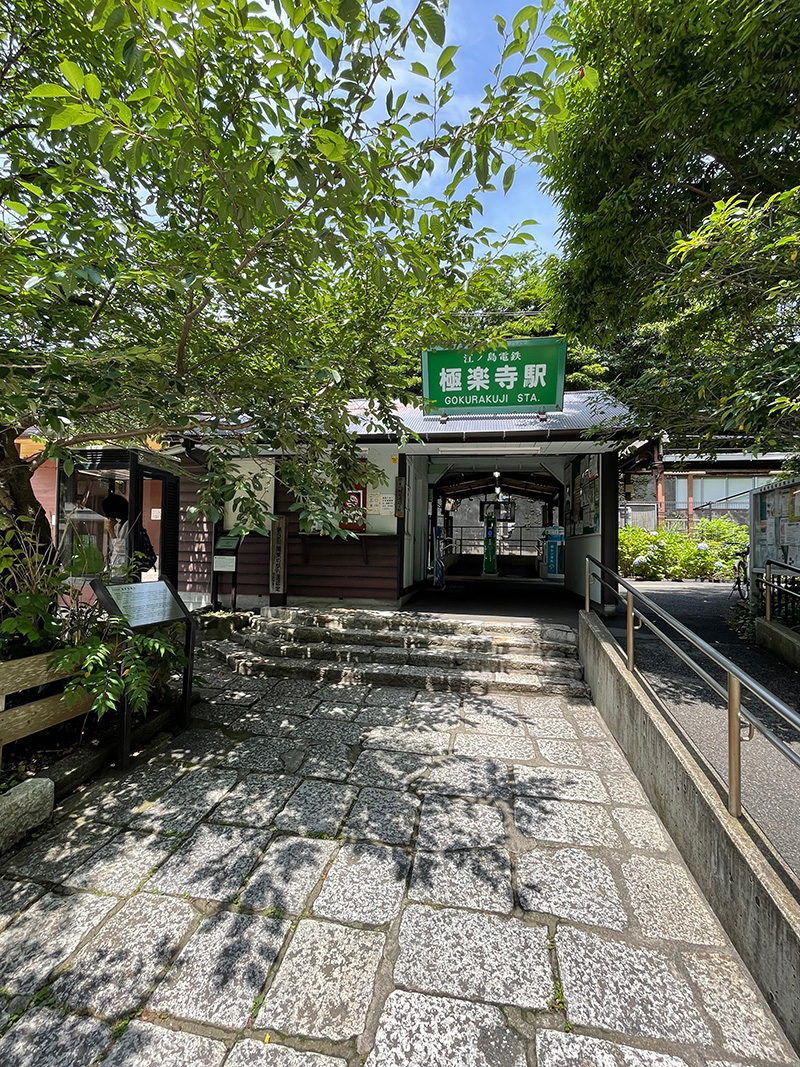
(538, 412, 548, 422)
(493, 470, 500, 479)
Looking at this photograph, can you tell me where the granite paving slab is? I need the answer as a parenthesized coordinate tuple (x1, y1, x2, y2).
(571, 709, 610, 738)
(226, 1040, 349, 1066)
(2, 819, 119, 881)
(521, 715, 578, 739)
(149, 911, 290, 1029)
(363, 687, 417, 708)
(0, 890, 116, 992)
(131, 768, 238, 832)
(194, 685, 262, 705)
(63, 829, 176, 894)
(349, 750, 429, 790)
(340, 787, 420, 845)
(513, 764, 610, 803)
(1, 1007, 112, 1067)
(208, 774, 300, 828)
(535, 739, 586, 766)
(612, 807, 670, 852)
(623, 855, 726, 944)
(298, 744, 354, 781)
(365, 989, 527, 1067)
(517, 845, 628, 930)
(683, 951, 796, 1062)
(247, 698, 321, 719)
(515, 796, 621, 847)
(461, 702, 526, 736)
(69, 762, 183, 824)
(0, 877, 43, 932)
(356, 705, 409, 727)
(103, 1019, 228, 1067)
(409, 847, 514, 913)
(519, 695, 569, 717)
(157, 728, 235, 765)
(230, 710, 304, 736)
(313, 843, 410, 924)
(557, 926, 712, 1045)
(256, 920, 384, 1040)
(362, 725, 450, 755)
(536, 1030, 691, 1066)
(416, 795, 505, 851)
(313, 683, 371, 704)
(313, 701, 362, 721)
(192, 700, 252, 726)
(267, 678, 324, 700)
(405, 703, 461, 731)
(581, 740, 634, 773)
(453, 733, 537, 761)
(420, 755, 509, 798)
(223, 737, 305, 775)
(603, 772, 649, 805)
(147, 824, 266, 900)
(240, 836, 336, 914)
(274, 780, 358, 836)
(292, 719, 363, 745)
(394, 905, 551, 1008)
(50, 894, 193, 1017)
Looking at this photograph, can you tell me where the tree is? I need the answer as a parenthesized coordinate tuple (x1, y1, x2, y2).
(0, 0, 577, 539)
(539, 0, 800, 451)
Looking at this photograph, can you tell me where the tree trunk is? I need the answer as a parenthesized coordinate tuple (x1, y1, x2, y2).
(0, 427, 52, 546)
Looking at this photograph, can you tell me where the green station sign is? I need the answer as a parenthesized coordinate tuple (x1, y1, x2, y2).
(422, 337, 566, 414)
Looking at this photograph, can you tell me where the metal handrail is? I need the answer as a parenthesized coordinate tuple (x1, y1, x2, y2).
(585, 554, 800, 818)
(762, 559, 800, 622)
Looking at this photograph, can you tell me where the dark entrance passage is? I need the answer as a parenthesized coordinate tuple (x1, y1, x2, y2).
(406, 577, 583, 627)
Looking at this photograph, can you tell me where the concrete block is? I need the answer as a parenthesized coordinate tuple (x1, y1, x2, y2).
(755, 616, 800, 671)
(0, 778, 54, 854)
(579, 609, 800, 1054)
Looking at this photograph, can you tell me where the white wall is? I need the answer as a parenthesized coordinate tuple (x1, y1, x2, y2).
(359, 444, 401, 535)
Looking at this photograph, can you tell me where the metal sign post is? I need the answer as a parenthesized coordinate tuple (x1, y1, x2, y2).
(91, 578, 195, 769)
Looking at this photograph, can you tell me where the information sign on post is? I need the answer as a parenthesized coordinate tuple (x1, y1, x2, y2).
(91, 578, 195, 769)
(422, 337, 566, 414)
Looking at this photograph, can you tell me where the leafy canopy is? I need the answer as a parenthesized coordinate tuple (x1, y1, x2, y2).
(0, 0, 579, 535)
(539, 0, 800, 453)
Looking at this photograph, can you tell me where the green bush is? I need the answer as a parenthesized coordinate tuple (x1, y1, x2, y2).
(619, 516, 747, 581)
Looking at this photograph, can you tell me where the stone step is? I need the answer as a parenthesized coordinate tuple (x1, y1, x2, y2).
(238, 631, 584, 678)
(258, 606, 577, 644)
(201, 639, 588, 697)
(249, 619, 578, 659)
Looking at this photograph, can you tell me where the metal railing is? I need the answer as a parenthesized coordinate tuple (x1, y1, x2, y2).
(448, 526, 545, 557)
(585, 555, 800, 818)
(761, 559, 800, 630)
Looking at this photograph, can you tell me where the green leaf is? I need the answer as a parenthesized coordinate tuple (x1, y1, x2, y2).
(50, 105, 97, 129)
(580, 65, 599, 90)
(28, 84, 72, 98)
(436, 45, 458, 74)
(545, 23, 571, 44)
(419, 2, 446, 46)
(59, 60, 85, 91)
(502, 164, 515, 193)
(84, 73, 102, 101)
(410, 61, 428, 78)
(5, 200, 28, 216)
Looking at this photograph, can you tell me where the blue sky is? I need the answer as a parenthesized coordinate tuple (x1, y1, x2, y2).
(444, 0, 561, 255)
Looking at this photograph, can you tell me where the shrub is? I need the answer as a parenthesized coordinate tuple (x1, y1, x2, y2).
(619, 516, 747, 581)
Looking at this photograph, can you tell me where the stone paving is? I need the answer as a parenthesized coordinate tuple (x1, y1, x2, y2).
(0, 655, 798, 1067)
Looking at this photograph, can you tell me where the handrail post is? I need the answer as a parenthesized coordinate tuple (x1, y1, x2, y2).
(627, 591, 635, 671)
(765, 562, 772, 621)
(727, 673, 742, 817)
(584, 556, 591, 612)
